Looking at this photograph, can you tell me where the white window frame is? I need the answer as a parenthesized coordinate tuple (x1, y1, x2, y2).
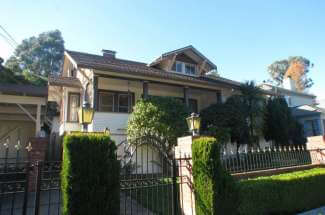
(171, 61, 197, 76)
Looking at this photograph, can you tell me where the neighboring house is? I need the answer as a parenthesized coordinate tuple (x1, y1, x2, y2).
(0, 84, 48, 159)
(48, 45, 241, 145)
(260, 78, 317, 108)
(292, 105, 325, 137)
(260, 77, 324, 138)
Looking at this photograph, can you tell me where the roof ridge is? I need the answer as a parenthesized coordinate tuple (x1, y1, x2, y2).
(66, 50, 147, 66)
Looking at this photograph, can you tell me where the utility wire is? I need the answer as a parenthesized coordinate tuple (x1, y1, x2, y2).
(0, 25, 18, 46)
(0, 32, 16, 49)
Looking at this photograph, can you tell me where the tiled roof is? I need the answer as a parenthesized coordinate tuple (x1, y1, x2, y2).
(48, 75, 82, 88)
(0, 84, 47, 97)
(65, 50, 241, 88)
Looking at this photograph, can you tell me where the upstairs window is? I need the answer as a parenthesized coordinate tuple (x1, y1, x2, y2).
(171, 61, 196, 75)
(185, 63, 196, 75)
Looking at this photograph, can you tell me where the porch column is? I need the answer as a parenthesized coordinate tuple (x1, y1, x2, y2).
(36, 104, 41, 136)
(93, 75, 98, 110)
(184, 87, 189, 107)
(143, 81, 149, 99)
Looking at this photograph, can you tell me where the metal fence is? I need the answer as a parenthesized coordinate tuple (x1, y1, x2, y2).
(0, 136, 62, 215)
(221, 146, 322, 174)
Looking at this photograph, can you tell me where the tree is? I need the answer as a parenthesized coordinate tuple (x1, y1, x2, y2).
(200, 81, 264, 153)
(224, 95, 250, 152)
(238, 81, 265, 144)
(127, 97, 189, 154)
(5, 30, 65, 85)
(263, 97, 306, 146)
(267, 56, 314, 92)
(0, 57, 30, 84)
(200, 103, 230, 146)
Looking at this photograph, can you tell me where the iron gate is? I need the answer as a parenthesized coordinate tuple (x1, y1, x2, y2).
(119, 137, 180, 215)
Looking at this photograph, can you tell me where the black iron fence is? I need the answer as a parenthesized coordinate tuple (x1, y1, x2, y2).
(221, 146, 323, 174)
(0, 134, 62, 215)
(0, 160, 62, 215)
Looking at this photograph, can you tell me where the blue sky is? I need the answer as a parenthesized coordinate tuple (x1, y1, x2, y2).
(1, 0, 324, 101)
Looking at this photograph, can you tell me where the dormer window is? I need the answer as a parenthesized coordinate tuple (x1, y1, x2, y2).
(185, 63, 196, 75)
(171, 61, 196, 75)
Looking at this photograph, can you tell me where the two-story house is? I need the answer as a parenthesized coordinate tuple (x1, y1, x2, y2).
(48, 46, 241, 145)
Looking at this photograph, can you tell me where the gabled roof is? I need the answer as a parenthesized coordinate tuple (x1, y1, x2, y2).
(0, 84, 47, 97)
(149, 45, 217, 71)
(64, 50, 241, 88)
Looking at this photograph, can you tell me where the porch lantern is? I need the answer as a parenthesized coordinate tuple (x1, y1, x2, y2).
(186, 112, 201, 136)
(78, 102, 94, 131)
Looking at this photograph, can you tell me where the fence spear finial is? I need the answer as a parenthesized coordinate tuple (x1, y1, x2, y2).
(26, 142, 32, 152)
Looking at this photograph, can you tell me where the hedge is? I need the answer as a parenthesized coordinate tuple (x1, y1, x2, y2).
(239, 168, 325, 215)
(192, 137, 239, 215)
(61, 133, 120, 215)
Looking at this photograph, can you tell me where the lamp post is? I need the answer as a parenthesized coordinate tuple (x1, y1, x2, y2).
(186, 112, 201, 136)
(78, 101, 94, 132)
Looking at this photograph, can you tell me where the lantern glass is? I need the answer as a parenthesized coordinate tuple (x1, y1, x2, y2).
(186, 113, 201, 134)
(78, 107, 94, 124)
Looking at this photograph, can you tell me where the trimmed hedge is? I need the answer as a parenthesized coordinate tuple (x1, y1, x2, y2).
(239, 168, 325, 215)
(192, 137, 239, 215)
(61, 133, 120, 215)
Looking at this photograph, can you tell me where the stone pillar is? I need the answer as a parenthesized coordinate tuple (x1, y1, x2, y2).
(27, 138, 49, 191)
(175, 136, 196, 215)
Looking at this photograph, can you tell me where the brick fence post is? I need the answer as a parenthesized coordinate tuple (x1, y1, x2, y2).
(27, 137, 49, 192)
(175, 136, 196, 215)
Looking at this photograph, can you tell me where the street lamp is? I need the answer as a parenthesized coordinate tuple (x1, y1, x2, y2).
(78, 101, 94, 132)
(186, 112, 201, 136)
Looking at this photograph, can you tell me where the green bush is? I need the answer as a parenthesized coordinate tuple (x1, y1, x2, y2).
(61, 133, 120, 215)
(192, 137, 239, 215)
(127, 96, 189, 153)
(239, 168, 325, 215)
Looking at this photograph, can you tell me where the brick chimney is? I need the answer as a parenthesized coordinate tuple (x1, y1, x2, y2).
(102, 49, 116, 59)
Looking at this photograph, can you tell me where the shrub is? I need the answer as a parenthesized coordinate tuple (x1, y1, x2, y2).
(192, 137, 239, 215)
(127, 96, 189, 153)
(61, 133, 120, 215)
(238, 168, 325, 215)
